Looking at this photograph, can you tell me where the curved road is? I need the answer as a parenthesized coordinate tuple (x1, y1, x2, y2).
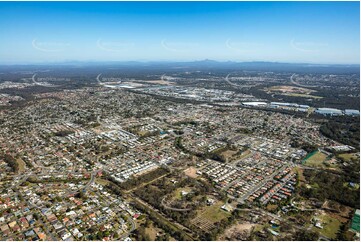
(161, 197, 192, 212)
(32, 74, 62, 88)
(120, 212, 137, 239)
(225, 73, 260, 89)
(290, 73, 317, 88)
(96, 73, 122, 89)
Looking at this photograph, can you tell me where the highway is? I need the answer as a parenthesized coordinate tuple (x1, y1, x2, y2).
(96, 73, 122, 89)
(290, 73, 317, 88)
(224, 73, 259, 89)
(31, 74, 62, 88)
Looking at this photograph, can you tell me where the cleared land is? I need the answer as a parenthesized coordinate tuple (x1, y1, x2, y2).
(337, 153, 359, 162)
(142, 80, 175, 85)
(264, 85, 322, 99)
(172, 187, 192, 200)
(16, 158, 26, 172)
(145, 223, 162, 240)
(265, 85, 316, 94)
(184, 167, 198, 178)
(95, 178, 109, 186)
(191, 201, 230, 231)
(218, 223, 256, 240)
(283, 93, 323, 99)
(312, 212, 342, 239)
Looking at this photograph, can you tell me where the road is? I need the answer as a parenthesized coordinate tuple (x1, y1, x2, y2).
(224, 73, 259, 89)
(161, 197, 192, 212)
(218, 153, 292, 204)
(10, 172, 33, 189)
(31, 73, 62, 88)
(97, 73, 122, 88)
(132, 196, 194, 240)
(221, 159, 267, 191)
(290, 73, 317, 88)
(119, 212, 137, 239)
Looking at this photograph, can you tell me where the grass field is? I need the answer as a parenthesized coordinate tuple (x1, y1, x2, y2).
(145, 222, 161, 240)
(293, 166, 305, 184)
(16, 158, 26, 172)
(237, 149, 252, 160)
(191, 201, 230, 231)
(313, 213, 342, 239)
(220, 149, 239, 161)
(173, 187, 192, 200)
(283, 93, 323, 99)
(337, 153, 359, 162)
(199, 201, 230, 222)
(304, 151, 328, 167)
(95, 178, 109, 186)
(266, 204, 278, 212)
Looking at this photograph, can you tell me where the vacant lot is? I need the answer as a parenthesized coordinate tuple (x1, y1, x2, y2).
(218, 223, 256, 240)
(191, 201, 230, 231)
(220, 149, 239, 161)
(184, 167, 198, 178)
(265, 85, 315, 94)
(283, 93, 323, 99)
(145, 223, 161, 240)
(16, 158, 26, 172)
(337, 153, 359, 162)
(95, 178, 109, 186)
(142, 80, 175, 85)
(312, 212, 342, 239)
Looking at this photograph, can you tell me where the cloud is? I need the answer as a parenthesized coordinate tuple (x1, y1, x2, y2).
(290, 39, 328, 53)
(32, 39, 69, 52)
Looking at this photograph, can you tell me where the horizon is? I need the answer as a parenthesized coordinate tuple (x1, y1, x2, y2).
(0, 59, 360, 67)
(0, 1, 360, 64)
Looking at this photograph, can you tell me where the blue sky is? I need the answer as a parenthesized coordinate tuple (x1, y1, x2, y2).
(0, 1, 359, 64)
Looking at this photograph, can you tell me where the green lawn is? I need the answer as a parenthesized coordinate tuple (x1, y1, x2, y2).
(95, 178, 109, 186)
(173, 187, 192, 200)
(283, 93, 323, 99)
(197, 201, 230, 223)
(337, 153, 359, 162)
(305, 151, 328, 168)
(16, 158, 26, 172)
(313, 214, 342, 239)
(343, 182, 360, 190)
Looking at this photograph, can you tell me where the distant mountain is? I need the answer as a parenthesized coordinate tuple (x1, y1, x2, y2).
(0, 60, 359, 74)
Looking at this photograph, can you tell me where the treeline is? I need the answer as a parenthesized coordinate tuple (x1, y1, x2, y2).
(300, 169, 359, 209)
(54, 130, 74, 137)
(104, 167, 169, 191)
(27, 176, 87, 183)
(320, 117, 360, 149)
(134, 177, 220, 238)
(174, 137, 228, 163)
(173, 120, 199, 126)
(105, 181, 124, 197)
(131, 200, 191, 241)
(2, 154, 19, 173)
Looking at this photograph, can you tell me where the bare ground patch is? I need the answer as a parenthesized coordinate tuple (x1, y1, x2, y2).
(184, 167, 198, 178)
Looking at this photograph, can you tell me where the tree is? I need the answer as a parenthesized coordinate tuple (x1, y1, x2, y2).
(294, 229, 319, 241)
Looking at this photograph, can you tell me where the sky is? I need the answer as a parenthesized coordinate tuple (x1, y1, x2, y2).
(0, 1, 359, 64)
